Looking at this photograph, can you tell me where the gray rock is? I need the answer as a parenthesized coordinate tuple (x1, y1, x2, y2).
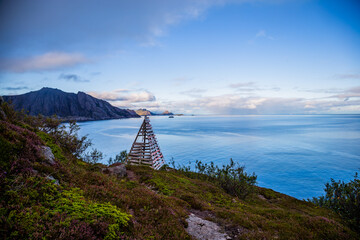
(40, 146, 56, 165)
(102, 163, 127, 178)
(186, 213, 230, 240)
(46, 175, 59, 185)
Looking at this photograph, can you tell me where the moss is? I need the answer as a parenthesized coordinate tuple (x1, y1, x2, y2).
(51, 188, 131, 226)
(37, 131, 67, 162)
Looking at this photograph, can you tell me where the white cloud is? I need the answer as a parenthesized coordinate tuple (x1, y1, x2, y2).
(255, 30, 274, 40)
(88, 89, 156, 103)
(0, 52, 89, 73)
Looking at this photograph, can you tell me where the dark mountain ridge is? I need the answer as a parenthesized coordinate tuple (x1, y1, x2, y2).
(2, 87, 139, 121)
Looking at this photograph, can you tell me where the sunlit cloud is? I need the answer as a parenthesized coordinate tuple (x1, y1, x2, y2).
(88, 89, 156, 103)
(0, 52, 89, 73)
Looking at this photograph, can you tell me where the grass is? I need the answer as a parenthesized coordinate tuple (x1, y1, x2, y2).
(0, 103, 359, 239)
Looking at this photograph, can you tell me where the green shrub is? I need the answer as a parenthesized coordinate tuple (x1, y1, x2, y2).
(174, 159, 257, 199)
(108, 150, 127, 166)
(310, 172, 360, 232)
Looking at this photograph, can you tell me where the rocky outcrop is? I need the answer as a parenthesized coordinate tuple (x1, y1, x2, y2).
(102, 163, 127, 178)
(2, 87, 139, 121)
(161, 110, 174, 115)
(186, 213, 230, 240)
(40, 146, 56, 165)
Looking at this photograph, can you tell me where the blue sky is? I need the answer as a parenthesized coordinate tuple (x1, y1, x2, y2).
(0, 0, 359, 114)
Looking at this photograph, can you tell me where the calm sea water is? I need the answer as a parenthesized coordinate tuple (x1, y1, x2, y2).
(78, 115, 360, 199)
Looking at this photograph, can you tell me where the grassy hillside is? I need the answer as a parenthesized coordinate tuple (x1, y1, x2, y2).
(0, 101, 358, 239)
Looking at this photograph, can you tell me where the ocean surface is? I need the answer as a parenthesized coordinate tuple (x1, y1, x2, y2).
(78, 115, 360, 199)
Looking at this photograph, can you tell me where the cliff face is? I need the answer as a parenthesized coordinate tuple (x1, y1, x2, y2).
(3, 87, 139, 121)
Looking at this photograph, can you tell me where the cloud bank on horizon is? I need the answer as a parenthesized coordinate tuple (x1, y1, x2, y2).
(0, 0, 359, 114)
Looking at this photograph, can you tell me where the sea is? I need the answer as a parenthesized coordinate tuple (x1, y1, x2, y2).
(78, 115, 360, 200)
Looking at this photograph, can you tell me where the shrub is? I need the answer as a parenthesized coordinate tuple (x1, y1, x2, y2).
(310, 172, 360, 232)
(84, 148, 104, 164)
(173, 159, 257, 199)
(108, 150, 127, 166)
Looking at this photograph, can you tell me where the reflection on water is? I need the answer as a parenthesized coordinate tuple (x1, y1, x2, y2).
(78, 115, 360, 199)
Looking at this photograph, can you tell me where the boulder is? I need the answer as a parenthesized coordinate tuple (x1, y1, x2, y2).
(102, 163, 127, 178)
(186, 213, 230, 240)
(46, 175, 60, 185)
(40, 146, 56, 165)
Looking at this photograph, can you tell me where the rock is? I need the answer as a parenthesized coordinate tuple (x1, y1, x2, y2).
(186, 213, 230, 240)
(46, 175, 60, 185)
(40, 146, 56, 165)
(102, 163, 127, 178)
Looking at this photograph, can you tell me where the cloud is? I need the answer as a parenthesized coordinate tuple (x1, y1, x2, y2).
(229, 82, 280, 93)
(180, 88, 207, 97)
(333, 73, 360, 80)
(88, 89, 156, 103)
(295, 87, 343, 94)
(248, 29, 274, 44)
(172, 94, 360, 114)
(229, 82, 255, 88)
(172, 77, 193, 86)
(330, 86, 360, 100)
(2, 86, 29, 91)
(0, 52, 89, 73)
(59, 73, 89, 82)
(0, 0, 231, 54)
(255, 30, 274, 40)
(144, 84, 360, 114)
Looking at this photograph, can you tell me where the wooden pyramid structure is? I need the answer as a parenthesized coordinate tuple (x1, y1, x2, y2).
(127, 116, 165, 169)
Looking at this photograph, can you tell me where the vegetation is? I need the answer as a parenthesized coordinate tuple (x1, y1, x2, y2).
(310, 173, 360, 232)
(170, 159, 257, 199)
(0, 101, 359, 239)
(108, 150, 127, 166)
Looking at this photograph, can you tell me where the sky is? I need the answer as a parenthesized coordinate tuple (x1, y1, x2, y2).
(0, 0, 359, 114)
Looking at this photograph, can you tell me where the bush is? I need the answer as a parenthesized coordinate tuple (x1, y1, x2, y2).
(84, 148, 104, 164)
(174, 159, 257, 199)
(310, 172, 360, 232)
(108, 150, 127, 166)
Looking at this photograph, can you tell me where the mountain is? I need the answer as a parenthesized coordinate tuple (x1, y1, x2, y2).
(2, 87, 139, 121)
(135, 108, 174, 116)
(161, 110, 173, 115)
(135, 108, 155, 116)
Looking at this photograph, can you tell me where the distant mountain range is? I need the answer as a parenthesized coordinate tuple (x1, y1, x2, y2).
(2, 87, 139, 121)
(135, 108, 174, 116)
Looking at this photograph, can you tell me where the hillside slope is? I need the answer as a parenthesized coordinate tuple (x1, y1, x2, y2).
(0, 102, 358, 239)
(3, 87, 139, 121)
